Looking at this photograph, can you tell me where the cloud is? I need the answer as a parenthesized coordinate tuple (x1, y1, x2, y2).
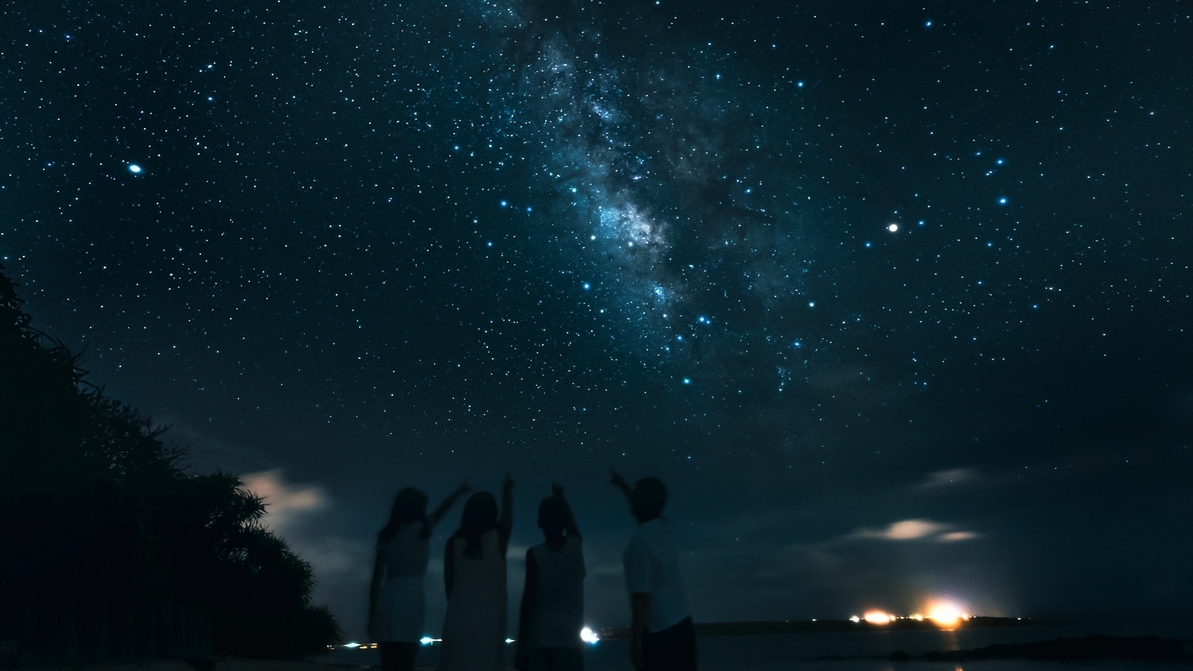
(240, 468, 329, 533)
(847, 518, 979, 543)
(238, 469, 369, 585)
(914, 467, 977, 490)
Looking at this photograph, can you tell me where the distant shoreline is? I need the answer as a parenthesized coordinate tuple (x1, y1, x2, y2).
(599, 615, 1062, 639)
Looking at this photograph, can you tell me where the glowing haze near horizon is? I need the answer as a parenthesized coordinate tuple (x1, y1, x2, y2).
(2, 0, 1191, 638)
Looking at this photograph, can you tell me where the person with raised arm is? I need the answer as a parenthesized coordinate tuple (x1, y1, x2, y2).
(610, 470, 696, 671)
(439, 473, 516, 671)
(368, 480, 471, 671)
(515, 482, 586, 671)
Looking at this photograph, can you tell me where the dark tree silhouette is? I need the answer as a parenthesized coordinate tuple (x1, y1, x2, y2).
(0, 266, 340, 660)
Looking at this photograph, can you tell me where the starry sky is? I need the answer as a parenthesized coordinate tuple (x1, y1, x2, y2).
(3, 0, 1191, 639)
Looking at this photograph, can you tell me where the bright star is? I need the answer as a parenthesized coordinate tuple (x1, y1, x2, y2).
(127, 164, 142, 174)
(887, 223, 899, 232)
(998, 197, 1008, 205)
(682, 378, 691, 385)
(582, 282, 591, 290)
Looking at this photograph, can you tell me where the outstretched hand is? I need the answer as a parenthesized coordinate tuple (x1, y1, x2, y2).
(610, 468, 629, 490)
(456, 479, 472, 495)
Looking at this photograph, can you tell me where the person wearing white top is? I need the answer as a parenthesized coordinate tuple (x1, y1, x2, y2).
(368, 481, 470, 671)
(516, 482, 586, 671)
(611, 471, 697, 671)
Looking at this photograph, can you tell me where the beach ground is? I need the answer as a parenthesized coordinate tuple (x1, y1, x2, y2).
(9, 659, 411, 671)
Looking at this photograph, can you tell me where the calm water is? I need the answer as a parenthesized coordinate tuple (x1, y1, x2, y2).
(328, 623, 1193, 670)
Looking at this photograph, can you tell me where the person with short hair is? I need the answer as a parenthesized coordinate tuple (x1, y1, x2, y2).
(515, 482, 586, 671)
(610, 470, 696, 671)
(368, 481, 470, 671)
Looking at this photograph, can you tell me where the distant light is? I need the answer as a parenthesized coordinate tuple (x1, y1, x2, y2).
(863, 610, 893, 625)
(998, 197, 1008, 205)
(797, 81, 805, 88)
(500, 200, 508, 207)
(505, 638, 515, 644)
(808, 301, 815, 308)
(127, 164, 142, 174)
(849, 615, 861, 623)
(927, 601, 969, 629)
(887, 223, 899, 232)
(582, 282, 591, 290)
(925, 20, 933, 27)
(419, 636, 437, 646)
(580, 627, 600, 644)
(343, 642, 360, 649)
(682, 378, 691, 385)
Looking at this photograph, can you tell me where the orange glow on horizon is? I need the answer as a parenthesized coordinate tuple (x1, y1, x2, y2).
(926, 601, 969, 629)
(862, 610, 893, 624)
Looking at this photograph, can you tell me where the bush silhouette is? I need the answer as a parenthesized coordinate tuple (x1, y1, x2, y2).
(0, 265, 340, 658)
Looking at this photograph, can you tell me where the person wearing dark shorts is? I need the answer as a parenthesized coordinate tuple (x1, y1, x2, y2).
(610, 470, 697, 671)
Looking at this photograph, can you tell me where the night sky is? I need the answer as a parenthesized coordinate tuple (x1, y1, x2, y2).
(3, 0, 1191, 640)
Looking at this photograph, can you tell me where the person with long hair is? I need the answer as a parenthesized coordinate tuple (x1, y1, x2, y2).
(368, 481, 470, 671)
(438, 473, 516, 671)
(515, 482, 585, 671)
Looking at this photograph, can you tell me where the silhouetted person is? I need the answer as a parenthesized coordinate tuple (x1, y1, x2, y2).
(515, 482, 586, 671)
(610, 470, 696, 671)
(369, 481, 470, 671)
(439, 473, 516, 671)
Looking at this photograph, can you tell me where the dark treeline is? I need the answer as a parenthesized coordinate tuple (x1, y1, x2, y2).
(0, 266, 340, 662)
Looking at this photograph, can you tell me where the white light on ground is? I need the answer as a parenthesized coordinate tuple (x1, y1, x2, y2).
(580, 627, 600, 644)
